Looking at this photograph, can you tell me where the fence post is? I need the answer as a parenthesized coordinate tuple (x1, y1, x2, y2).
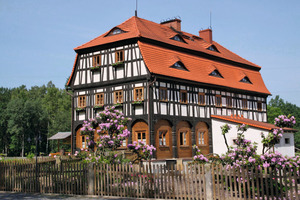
(88, 163, 95, 195)
(205, 163, 213, 200)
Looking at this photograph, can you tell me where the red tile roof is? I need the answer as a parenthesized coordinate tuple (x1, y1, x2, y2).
(212, 115, 297, 132)
(69, 16, 270, 95)
(74, 16, 260, 69)
(139, 41, 270, 94)
(67, 54, 78, 86)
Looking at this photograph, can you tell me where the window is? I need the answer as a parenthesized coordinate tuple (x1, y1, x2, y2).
(209, 70, 223, 78)
(240, 76, 252, 84)
(159, 130, 168, 146)
(285, 138, 290, 144)
(198, 93, 205, 105)
(207, 45, 219, 52)
(115, 50, 124, 63)
(171, 61, 188, 71)
(114, 90, 123, 104)
(180, 90, 188, 104)
(134, 87, 144, 101)
(233, 139, 238, 145)
(242, 99, 248, 110)
(78, 95, 86, 108)
(215, 95, 222, 107)
(137, 131, 146, 143)
(226, 96, 232, 108)
(120, 139, 127, 148)
(257, 101, 262, 111)
(82, 136, 87, 149)
(197, 131, 205, 145)
(180, 131, 188, 146)
(159, 87, 168, 101)
(107, 28, 125, 36)
(92, 55, 101, 67)
(171, 35, 185, 43)
(95, 93, 104, 106)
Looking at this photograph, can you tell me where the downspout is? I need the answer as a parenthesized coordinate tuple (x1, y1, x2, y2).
(147, 75, 156, 146)
(66, 89, 74, 154)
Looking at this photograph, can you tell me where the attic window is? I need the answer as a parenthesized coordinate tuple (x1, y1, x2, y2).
(209, 70, 223, 78)
(171, 61, 188, 71)
(207, 45, 219, 52)
(171, 35, 185, 43)
(240, 76, 252, 84)
(107, 28, 125, 36)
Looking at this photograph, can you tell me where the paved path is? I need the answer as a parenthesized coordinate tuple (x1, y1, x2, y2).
(0, 192, 150, 200)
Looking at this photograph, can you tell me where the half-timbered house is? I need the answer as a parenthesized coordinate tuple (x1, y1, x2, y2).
(66, 16, 287, 159)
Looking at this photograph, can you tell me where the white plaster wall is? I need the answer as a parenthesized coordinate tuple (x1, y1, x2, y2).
(212, 119, 295, 157)
(79, 112, 85, 121)
(134, 106, 143, 115)
(161, 103, 167, 115)
(181, 105, 187, 116)
(275, 133, 295, 157)
(116, 67, 123, 79)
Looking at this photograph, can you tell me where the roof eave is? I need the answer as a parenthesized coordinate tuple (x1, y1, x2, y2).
(152, 73, 271, 96)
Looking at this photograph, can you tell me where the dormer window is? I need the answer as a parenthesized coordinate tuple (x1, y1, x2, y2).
(106, 27, 125, 36)
(171, 35, 185, 43)
(240, 76, 252, 84)
(207, 45, 219, 52)
(171, 61, 188, 71)
(209, 70, 223, 78)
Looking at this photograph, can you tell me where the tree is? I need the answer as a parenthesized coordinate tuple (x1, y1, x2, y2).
(0, 83, 71, 156)
(0, 87, 11, 155)
(267, 95, 300, 149)
(78, 106, 156, 164)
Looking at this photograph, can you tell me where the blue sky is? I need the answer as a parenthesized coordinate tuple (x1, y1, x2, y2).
(0, 0, 299, 106)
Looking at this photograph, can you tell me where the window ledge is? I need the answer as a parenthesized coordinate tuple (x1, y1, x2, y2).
(160, 100, 168, 103)
(90, 66, 101, 71)
(76, 107, 86, 111)
(112, 61, 124, 67)
(180, 145, 190, 148)
(117, 147, 127, 150)
(132, 100, 144, 105)
(94, 105, 104, 109)
(159, 146, 169, 149)
(113, 103, 123, 107)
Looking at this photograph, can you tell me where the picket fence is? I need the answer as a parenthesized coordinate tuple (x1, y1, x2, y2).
(0, 160, 299, 200)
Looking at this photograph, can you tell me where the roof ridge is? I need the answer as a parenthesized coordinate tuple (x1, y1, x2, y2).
(133, 16, 142, 37)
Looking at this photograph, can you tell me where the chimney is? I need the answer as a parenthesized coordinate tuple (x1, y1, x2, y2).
(199, 29, 212, 43)
(161, 18, 181, 31)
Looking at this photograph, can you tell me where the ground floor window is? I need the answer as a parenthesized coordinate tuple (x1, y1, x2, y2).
(137, 131, 146, 143)
(132, 121, 149, 145)
(180, 131, 188, 146)
(159, 130, 168, 146)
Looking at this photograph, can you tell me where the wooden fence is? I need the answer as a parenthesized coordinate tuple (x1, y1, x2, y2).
(212, 164, 300, 200)
(0, 160, 299, 200)
(0, 160, 88, 195)
(94, 163, 206, 199)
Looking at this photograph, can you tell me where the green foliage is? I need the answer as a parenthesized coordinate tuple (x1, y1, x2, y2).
(267, 95, 300, 148)
(26, 152, 35, 159)
(0, 82, 71, 157)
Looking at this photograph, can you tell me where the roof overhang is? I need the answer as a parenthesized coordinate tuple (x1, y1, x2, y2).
(48, 132, 71, 140)
(212, 115, 297, 133)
